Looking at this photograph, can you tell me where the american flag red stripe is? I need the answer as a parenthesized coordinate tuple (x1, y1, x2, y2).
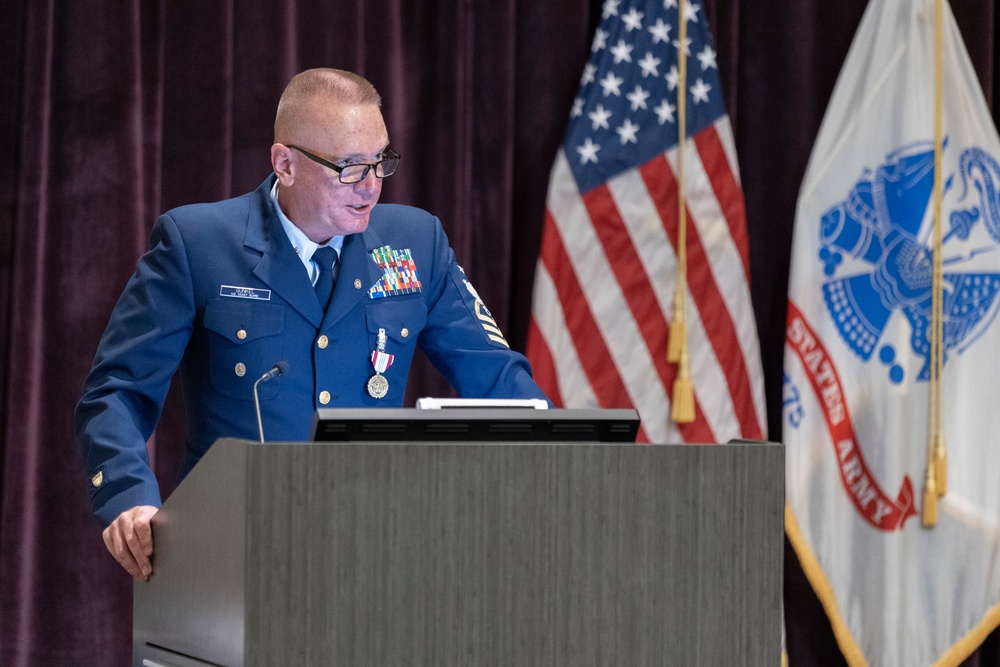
(694, 123, 752, 280)
(538, 211, 637, 409)
(582, 184, 717, 442)
(543, 155, 677, 442)
(640, 148, 764, 440)
(525, 318, 564, 407)
(535, 205, 654, 441)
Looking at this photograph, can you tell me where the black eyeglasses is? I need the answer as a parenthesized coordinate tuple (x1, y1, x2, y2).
(288, 145, 401, 184)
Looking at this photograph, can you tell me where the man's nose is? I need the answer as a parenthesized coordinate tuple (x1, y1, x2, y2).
(355, 168, 381, 191)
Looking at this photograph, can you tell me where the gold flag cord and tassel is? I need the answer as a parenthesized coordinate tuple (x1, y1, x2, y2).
(923, 0, 947, 528)
(669, 0, 695, 424)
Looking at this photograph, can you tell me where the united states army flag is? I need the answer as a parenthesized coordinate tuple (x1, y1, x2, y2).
(784, 0, 1000, 664)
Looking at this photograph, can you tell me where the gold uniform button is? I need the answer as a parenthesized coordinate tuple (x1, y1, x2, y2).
(354, 279, 362, 289)
(235, 362, 247, 377)
(319, 390, 331, 405)
(401, 328, 409, 338)
(317, 335, 329, 349)
(236, 329, 247, 340)
(91, 471, 104, 488)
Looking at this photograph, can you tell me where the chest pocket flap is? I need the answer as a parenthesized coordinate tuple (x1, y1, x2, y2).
(203, 298, 286, 401)
(365, 297, 427, 344)
(204, 298, 285, 342)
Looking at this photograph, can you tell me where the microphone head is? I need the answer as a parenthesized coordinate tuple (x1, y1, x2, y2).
(275, 361, 289, 375)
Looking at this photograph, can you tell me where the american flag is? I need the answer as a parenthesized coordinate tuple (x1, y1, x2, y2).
(527, 0, 767, 443)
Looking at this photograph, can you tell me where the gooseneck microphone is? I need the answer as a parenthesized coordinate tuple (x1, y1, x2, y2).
(253, 361, 289, 443)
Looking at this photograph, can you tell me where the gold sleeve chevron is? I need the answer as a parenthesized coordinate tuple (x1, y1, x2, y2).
(475, 299, 510, 348)
(454, 267, 510, 349)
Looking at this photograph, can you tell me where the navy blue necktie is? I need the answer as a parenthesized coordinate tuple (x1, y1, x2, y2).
(312, 246, 338, 311)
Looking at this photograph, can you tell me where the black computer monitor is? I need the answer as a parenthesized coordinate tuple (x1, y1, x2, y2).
(311, 407, 640, 443)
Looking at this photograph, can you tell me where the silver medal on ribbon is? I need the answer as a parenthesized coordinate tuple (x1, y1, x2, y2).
(368, 328, 394, 399)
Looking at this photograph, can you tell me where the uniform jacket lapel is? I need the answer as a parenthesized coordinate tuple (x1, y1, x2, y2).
(244, 177, 325, 328)
(322, 223, 386, 330)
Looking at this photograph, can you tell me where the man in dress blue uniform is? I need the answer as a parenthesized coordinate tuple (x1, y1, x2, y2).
(76, 68, 548, 580)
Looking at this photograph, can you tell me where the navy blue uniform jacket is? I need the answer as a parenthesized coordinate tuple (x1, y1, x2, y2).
(77, 176, 547, 527)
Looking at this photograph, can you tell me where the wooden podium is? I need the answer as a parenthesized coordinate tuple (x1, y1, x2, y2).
(134, 437, 783, 666)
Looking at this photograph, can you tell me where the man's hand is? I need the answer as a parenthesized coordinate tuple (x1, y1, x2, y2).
(103, 505, 158, 581)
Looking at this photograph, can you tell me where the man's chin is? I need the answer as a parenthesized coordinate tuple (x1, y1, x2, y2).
(339, 216, 370, 236)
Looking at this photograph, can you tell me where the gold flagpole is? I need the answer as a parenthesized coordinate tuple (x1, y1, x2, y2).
(670, 0, 695, 423)
(923, 0, 946, 527)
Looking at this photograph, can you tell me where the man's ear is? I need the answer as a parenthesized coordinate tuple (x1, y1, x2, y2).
(271, 144, 295, 185)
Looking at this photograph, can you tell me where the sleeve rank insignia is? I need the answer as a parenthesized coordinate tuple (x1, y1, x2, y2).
(463, 279, 510, 348)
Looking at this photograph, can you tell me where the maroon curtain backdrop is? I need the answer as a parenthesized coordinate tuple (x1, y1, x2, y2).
(1, 1, 998, 665)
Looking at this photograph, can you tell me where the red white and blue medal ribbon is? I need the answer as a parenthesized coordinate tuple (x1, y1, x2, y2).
(367, 328, 394, 398)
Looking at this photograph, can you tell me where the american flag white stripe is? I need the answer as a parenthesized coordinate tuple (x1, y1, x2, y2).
(605, 161, 740, 439)
(691, 125, 752, 279)
(547, 155, 676, 443)
(536, 153, 731, 443)
(579, 180, 721, 441)
(715, 117, 743, 187)
(677, 138, 746, 282)
(532, 209, 656, 443)
(639, 150, 765, 439)
(689, 124, 767, 429)
(529, 262, 600, 410)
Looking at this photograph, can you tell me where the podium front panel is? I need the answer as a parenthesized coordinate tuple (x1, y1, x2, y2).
(135, 439, 783, 666)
